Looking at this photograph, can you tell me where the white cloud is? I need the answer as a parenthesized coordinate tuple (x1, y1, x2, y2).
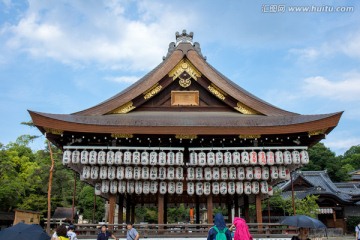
(104, 76, 139, 83)
(323, 137, 360, 155)
(289, 47, 320, 61)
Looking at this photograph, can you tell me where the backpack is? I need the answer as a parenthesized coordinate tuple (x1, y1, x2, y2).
(213, 225, 228, 240)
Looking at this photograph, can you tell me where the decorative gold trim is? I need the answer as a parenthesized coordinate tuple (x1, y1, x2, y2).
(111, 133, 134, 138)
(110, 101, 136, 114)
(208, 83, 226, 101)
(143, 83, 163, 100)
(239, 134, 261, 139)
(175, 134, 198, 139)
(44, 127, 63, 135)
(168, 58, 201, 81)
(308, 129, 327, 136)
(179, 77, 192, 88)
(234, 102, 258, 115)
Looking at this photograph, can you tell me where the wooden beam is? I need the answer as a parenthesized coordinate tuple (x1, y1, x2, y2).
(108, 194, 116, 229)
(255, 194, 263, 233)
(118, 195, 124, 224)
(207, 194, 213, 224)
(158, 194, 164, 233)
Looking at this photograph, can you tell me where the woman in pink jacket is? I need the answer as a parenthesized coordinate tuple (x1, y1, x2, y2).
(230, 217, 252, 240)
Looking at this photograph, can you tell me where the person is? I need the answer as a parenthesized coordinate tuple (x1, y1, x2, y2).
(97, 224, 117, 240)
(298, 227, 310, 240)
(230, 217, 252, 240)
(356, 223, 360, 240)
(126, 222, 140, 240)
(56, 224, 70, 240)
(207, 213, 232, 240)
(67, 225, 78, 240)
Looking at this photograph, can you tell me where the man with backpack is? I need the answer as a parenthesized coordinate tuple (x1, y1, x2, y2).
(207, 213, 232, 240)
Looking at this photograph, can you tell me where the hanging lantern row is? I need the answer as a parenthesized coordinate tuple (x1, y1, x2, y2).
(95, 180, 273, 196)
(63, 150, 184, 166)
(188, 150, 309, 166)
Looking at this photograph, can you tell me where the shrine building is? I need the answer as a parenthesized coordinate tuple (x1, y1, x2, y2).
(29, 30, 342, 226)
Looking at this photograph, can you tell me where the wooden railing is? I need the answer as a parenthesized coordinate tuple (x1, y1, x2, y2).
(74, 223, 297, 239)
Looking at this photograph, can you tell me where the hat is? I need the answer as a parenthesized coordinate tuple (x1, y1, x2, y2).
(68, 225, 75, 230)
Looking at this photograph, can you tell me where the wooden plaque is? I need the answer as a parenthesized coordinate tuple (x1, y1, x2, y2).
(171, 91, 199, 106)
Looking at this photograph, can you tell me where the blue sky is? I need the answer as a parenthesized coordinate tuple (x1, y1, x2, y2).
(0, 0, 359, 155)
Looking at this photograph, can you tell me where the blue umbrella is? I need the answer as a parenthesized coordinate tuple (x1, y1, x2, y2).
(279, 215, 326, 229)
(0, 222, 50, 240)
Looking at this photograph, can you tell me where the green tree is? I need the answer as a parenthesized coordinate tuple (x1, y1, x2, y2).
(77, 185, 105, 223)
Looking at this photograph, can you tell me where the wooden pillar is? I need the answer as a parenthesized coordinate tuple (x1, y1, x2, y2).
(195, 196, 200, 224)
(126, 196, 131, 223)
(108, 194, 116, 229)
(244, 195, 250, 223)
(164, 194, 168, 224)
(227, 199, 232, 224)
(255, 194, 263, 233)
(118, 195, 124, 224)
(158, 194, 164, 233)
(207, 194, 213, 224)
(131, 200, 136, 223)
(234, 195, 239, 218)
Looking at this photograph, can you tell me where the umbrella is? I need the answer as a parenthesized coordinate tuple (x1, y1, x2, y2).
(0, 222, 50, 240)
(279, 215, 327, 229)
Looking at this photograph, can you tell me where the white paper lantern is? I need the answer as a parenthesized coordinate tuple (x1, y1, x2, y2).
(82, 166, 91, 179)
(158, 167, 166, 180)
(95, 183, 101, 195)
(110, 180, 118, 194)
(127, 181, 135, 194)
(143, 181, 150, 194)
(108, 166, 116, 180)
(283, 150, 292, 165)
(124, 151, 132, 165)
(204, 167, 212, 181)
(150, 181, 158, 194)
(189, 151, 197, 166)
(250, 151, 257, 165)
(89, 150, 97, 165)
(80, 150, 89, 164)
(212, 182, 220, 195)
(233, 151, 241, 165)
(260, 181, 268, 194)
(300, 150, 309, 164)
(278, 166, 287, 179)
(244, 181, 252, 195)
(229, 167, 237, 180)
(228, 182, 235, 195)
(237, 167, 245, 180)
(241, 151, 250, 165)
(106, 151, 115, 165)
(125, 166, 133, 179)
(268, 185, 274, 196)
(204, 182, 211, 195)
(224, 151, 232, 165)
(158, 151, 166, 166)
(220, 167, 228, 180)
(141, 151, 149, 165)
(100, 166, 108, 179)
(213, 167, 220, 181)
(133, 151, 141, 165)
(63, 150, 71, 165)
(133, 166, 141, 180)
(198, 151, 206, 166)
(258, 151, 266, 165)
(142, 166, 149, 180)
(187, 167, 195, 180)
(168, 182, 176, 194)
(275, 150, 283, 164)
(285, 169, 291, 180)
(98, 150, 106, 165)
(262, 166, 269, 180)
(196, 167, 203, 180)
(101, 180, 109, 193)
(176, 167, 183, 180)
(245, 167, 254, 180)
(266, 151, 275, 165)
(175, 151, 184, 165)
(196, 182, 203, 195)
(187, 182, 195, 195)
(167, 151, 175, 165)
(114, 151, 123, 165)
(91, 166, 99, 179)
(254, 167, 262, 180)
(176, 182, 183, 195)
(292, 150, 301, 164)
(72, 150, 80, 164)
(116, 166, 125, 180)
(149, 151, 158, 165)
(236, 182, 243, 194)
(150, 167, 158, 180)
(207, 151, 215, 166)
(252, 182, 260, 194)
(270, 166, 278, 179)
(220, 182, 227, 195)
(167, 167, 175, 180)
(216, 151, 224, 165)
(135, 181, 142, 194)
(118, 181, 126, 194)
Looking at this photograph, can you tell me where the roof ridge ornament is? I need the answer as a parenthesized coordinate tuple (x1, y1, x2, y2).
(176, 29, 194, 45)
